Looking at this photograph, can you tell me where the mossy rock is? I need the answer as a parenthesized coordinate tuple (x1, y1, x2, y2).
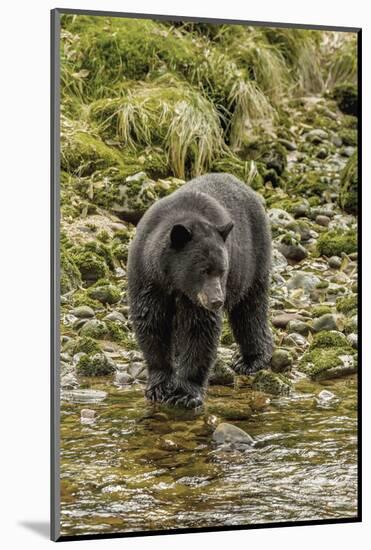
(80, 319, 109, 339)
(311, 304, 334, 318)
(290, 171, 327, 198)
(336, 294, 357, 314)
(76, 352, 115, 376)
(252, 369, 291, 395)
(299, 330, 356, 380)
(339, 151, 358, 215)
(87, 283, 121, 305)
(72, 250, 108, 284)
(333, 83, 358, 116)
(60, 251, 81, 294)
(317, 228, 357, 257)
(72, 336, 101, 355)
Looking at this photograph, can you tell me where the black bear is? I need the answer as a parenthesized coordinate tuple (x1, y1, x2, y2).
(127, 173, 273, 408)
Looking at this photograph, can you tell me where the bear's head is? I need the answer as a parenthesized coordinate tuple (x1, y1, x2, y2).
(164, 218, 234, 311)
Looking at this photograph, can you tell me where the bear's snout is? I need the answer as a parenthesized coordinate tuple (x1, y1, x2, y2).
(197, 277, 224, 311)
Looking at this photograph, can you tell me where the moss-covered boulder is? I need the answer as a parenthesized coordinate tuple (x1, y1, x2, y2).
(72, 336, 101, 355)
(252, 369, 291, 395)
(80, 319, 109, 339)
(333, 83, 358, 116)
(60, 251, 81, 294)
(77, 352, 115, 376)
(317, 228, 357, 257)
(87, 283, 121, 305)
(299, 330, 357, 380)
(336, 294, 357, 314)
(339, 151, 358, 214)
(72, 250, 108, 284)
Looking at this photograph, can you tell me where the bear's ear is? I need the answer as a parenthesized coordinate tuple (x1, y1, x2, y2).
(217, 221, 234, 241)
(170, 224, 193, 249)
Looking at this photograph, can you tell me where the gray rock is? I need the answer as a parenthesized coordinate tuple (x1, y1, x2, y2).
(330, 134, 343, 147)
(213, 423, 254, 447)
(81, 408, 96, 425)
(128, 362, 145, 379)
(343, 146, 356, 157)
(210, 351, 235, 385)
(313, 313, 338, 332)
(272, 313, 303, 329)
(306, 129, 328, 143)
(316, 390, 337, 406)
(328, 256, 342, 269)
(104, 311, 126, 324)
(315, 215, 330, 227)
(272, 248, 288, 273)
(270, 349, 293, 372)
(80, 319, 109, 339)
(268, 208, 295, 228)
(287, 319, 311, 336)
(71, 306, 95, 319)
(116, 372, 132, 385)
(61, 373, 79, 390)
(283, 332, 308, 348)
(347, 333, 358, 349)
(293, 203, 311, 218)
(278, 242, 308, 262)
(287, 271, 321, 293)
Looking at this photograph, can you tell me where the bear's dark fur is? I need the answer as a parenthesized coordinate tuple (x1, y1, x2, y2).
(127, 173, 273, 408)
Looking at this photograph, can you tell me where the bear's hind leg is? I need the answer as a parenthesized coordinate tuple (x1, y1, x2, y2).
(229, 276, 273, 375)
(165, 297, 222, 409)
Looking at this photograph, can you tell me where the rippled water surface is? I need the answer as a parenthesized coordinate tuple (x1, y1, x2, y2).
(60, 376, 358, 536)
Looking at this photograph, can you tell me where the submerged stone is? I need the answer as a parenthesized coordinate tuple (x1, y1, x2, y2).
(213, 423, 254, 447)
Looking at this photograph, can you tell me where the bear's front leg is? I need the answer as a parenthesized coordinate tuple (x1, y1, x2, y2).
(165, 297, 222, 409)
(229, 275, 273, 375)
(130, 285, 175, 403)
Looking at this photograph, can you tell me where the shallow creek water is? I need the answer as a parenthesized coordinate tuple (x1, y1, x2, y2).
(60, 375, 358, 536)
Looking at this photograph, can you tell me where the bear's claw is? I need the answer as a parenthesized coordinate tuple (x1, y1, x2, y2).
(231, 354, 268, 375)
(164, 390, 203, 409)
(145, 382, 171, 403)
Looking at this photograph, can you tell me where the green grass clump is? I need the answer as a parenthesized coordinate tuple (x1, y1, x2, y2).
(339, 151, 358, 214)
(336, 294, 357, 314)
(90, 79, 225, 179)
(317, 228, 357, 257)
(60, 250, 82, 294)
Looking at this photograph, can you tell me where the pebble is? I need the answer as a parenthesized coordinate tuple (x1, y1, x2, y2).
(213, 423, 254, 447)
(316, 390, 337, 406)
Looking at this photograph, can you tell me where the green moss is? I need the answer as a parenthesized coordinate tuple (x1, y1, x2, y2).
(290, 171, 327, 198)
(60, 251, 81, 294)
(72, 336, 100, 355)
(76, 352, 115, 376)
(221, 318, 234, 346)
(252, 369, 292, 395)
(97, 230, 110, 243)
(80, 319, 109, 339)
(336, 294, 357, 314)
(71, 290, 102, 310)
(310, 331, 351, 350)
(105, 320, 136, 348)
(311, 305, 333, 318)
(299, 330, 356, 380)
(317, 228, 357, 257)
(72, 250, 108, 284)
(339, 128, 357, 147)
(111, 240, 128, 262)
(339, 151, 358, 215)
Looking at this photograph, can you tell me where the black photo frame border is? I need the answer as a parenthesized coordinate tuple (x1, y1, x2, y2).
(51, 8, 362, 542)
